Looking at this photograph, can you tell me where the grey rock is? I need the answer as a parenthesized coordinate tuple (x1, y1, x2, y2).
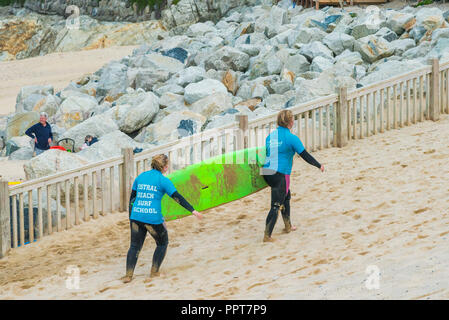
(386, 11, 415, 35)
(354, 35, 394, 63)
(204, 46, 250, 72)
(186, 22, 217, 37)
(135, 110, 206, 145)
(335, 49, 364, 65)
(375, 27, 399, 42)
(15, 85, 54, 113)
(283, 53, 310, 76)
(323, 32, 356, 56)
(54, 93, 99, 129)
(60, 114, 119, 150)
(96, 61, 128, 99)
(299, 41, 334, 62)
(310, 56, 334, 73)
(184, 79, 228, 104)
(402, 41, 431, 60)
(134, 69, 171, 91)
(77, 130, 145, 162)
(173, 66, 207, 87)
(390, 38, 416, 56)
(288, 27, 327, 48)
(359, 60, 424, 86)
(190, 92, 233, 118)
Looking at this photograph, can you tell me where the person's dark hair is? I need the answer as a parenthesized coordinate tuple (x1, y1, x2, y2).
(151, 154, 169, 172)
(84, 135, 93, 142)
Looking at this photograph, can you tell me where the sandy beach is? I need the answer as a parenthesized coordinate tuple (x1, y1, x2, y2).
(0, 113, 448, 299)
(0, 45, 139, 117)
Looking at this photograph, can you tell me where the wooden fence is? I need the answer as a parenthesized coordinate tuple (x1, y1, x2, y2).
(1, 58, 448, 258)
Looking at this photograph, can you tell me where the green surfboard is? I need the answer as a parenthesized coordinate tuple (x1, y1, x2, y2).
(161, 146, 268, 221)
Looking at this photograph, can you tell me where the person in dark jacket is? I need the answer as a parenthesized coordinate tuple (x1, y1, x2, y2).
(80, 135, 99, 150)
(25, 112, 53, 156)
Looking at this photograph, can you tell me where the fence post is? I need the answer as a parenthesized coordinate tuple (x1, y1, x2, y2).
(121, 148, 134, 213)
(429, 58, 440, 121)
(236, 114, 249, 150)
(336, 87, 348, 148)
(0, 180, 11, 258)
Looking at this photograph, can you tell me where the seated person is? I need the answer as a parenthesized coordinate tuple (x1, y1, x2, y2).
(80, 135, 98, 150)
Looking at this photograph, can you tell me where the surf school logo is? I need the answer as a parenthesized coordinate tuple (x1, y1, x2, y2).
(66, 5, 80, 30)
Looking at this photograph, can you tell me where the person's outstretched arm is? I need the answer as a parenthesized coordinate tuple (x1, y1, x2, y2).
(291, 134, 322, 170)
(299, 149, 321, 169)
(170, 191, 202, 219)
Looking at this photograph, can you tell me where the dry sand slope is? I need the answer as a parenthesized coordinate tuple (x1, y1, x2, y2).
(0, 45, 139, 116)
(0, 114, 449, 300)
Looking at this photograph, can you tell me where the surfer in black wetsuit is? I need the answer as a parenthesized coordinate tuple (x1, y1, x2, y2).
(122, 154, 202, 283)
(261, 110, 324, 242)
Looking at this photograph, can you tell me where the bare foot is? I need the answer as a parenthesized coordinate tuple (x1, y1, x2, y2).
(120, 275, 133, 284)
(283, 225, 297, 233)
(144, 272, 165, 283)
(263, 235, 276, 242)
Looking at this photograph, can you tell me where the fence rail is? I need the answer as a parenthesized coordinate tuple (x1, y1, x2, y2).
(1, 58, 448, 258)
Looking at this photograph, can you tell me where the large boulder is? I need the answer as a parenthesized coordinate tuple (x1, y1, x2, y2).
(310, 56, 334, 73)
(190, 92, 233, 118)
(335, 49, 364, 65)
(23, 149, 90, 180)
(390, 38, 416, 56)
(133, 69, 171, 91)
(204, 46, 250, 72)
(427, 38, 449, 60)
(299, 41, 334, 62)
(135, 110, 206, 145)
(322, 32, 356, 56)
(173, 66, 207, 87)
(283, 54, 310, 76)
(15, 85, 54, 114)
(385, 11, 415, 35)
(350, 11, 387, 39)
(402, 41, 431, 60)
(354, 35, 394, 63)
(108, 92, 160, 134)
(128, 53, 185, 73)
(6, 111, 39, 140)
(59, 114, 119, 150)
(359, 60, 424, 86)
(8, 145, 34, 160)
(4, 135, 33, 157)
(287, 27, 327, 48)
(54, 93, 99, 129)
(249, 52, 283, 79)
(186, 22, 217, 37)
(184, 79, 228, 104)
(95, 61, 128, 100)
(77, 130, 145, 162)
(415, 7, 445, 32)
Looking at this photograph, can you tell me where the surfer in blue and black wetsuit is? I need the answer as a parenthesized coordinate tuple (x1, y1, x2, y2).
(261, 110, 324, 242)
(122, 154, 202, 283)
